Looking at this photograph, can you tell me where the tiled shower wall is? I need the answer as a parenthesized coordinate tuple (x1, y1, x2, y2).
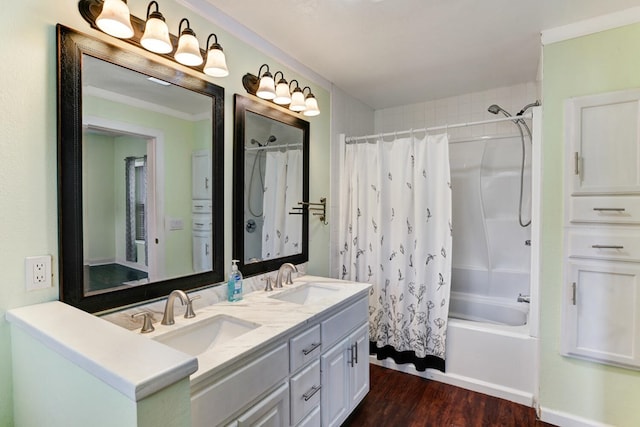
(374, 82, 540, 140)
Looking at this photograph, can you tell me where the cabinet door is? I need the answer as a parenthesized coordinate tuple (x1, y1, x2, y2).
(192, 150, 212, 199)
(320, 337, 350, 427)
(565, 90, 640, 196)
(563, 261, 640, 369)
(192, 232, 212, 272)
(237, 382, 289, 427)
(349, 324, 369, 409)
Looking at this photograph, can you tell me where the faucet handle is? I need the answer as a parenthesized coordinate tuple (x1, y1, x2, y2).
(263, 276, 274, 292)
(184, 295, 201, 319)
(131, 311, 155, 333)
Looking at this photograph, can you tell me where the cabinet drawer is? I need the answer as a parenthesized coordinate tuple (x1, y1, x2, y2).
(191, 343, 289, 427)
(192, 200, 212, 213)
(296, 406, 320, 427)
(192, 213, 212, 231)
(290, 360, 321, 425)
(568, 229, 640, 262)
(569, 196, 640, 225)
(322, 297, 368, 350)
(290, 325, 321, 373)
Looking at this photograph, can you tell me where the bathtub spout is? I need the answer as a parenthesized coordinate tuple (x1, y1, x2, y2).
(517, 294, 530, 303)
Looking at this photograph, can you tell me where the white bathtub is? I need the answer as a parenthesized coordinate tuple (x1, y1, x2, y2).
(449, 291, 529, 326)
(372, 294, 536, 406)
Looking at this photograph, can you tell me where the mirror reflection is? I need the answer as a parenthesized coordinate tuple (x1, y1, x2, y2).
(233, 95, 309, 277)
(82, 55, 214, 295)
(243, 111, 304, 264)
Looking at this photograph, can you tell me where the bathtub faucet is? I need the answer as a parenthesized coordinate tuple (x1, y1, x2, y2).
(517, 293, 530, 304)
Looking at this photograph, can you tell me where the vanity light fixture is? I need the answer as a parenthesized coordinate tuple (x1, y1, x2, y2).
(79, 0, 229, 77)
(273, 71, 292, 105)
(289, 80, 306, 112)
(256, 64, 277, 100)
(240, 65, 320, 116)
(95, 0, 134, 38)
(302, 86, 320, 117)
(175, 18, 203, 66)
(140, 1, 172, 54)
(203, 33, 229, 77)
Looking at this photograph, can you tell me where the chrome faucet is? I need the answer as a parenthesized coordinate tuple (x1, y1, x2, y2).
(161, 290, 189, 325)
(275, 263, 298, 288)
(517, 293, 531, 303)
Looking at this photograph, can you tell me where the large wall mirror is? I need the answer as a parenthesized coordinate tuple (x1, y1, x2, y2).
(57, 25, 224, 313)
(233, 95, 309, 276)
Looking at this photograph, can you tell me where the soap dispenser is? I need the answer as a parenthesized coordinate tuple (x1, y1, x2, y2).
(227, 260, 243, 302)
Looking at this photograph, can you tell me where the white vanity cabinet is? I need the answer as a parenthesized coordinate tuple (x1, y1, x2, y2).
(190, 292, 370, 427)
(320, 299, 369, 427)
(562, 89, 640, 370)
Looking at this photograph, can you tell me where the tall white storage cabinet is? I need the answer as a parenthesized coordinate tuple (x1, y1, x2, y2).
(192, 150, 212, 272)
(562, 89, 640, 370)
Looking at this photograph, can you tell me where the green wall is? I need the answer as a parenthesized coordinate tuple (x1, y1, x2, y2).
(84, 133, 117, 262)
(541, 22, 640, 426)
(0, 0, 331, 423)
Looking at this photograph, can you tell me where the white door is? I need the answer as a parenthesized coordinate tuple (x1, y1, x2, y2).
(349, 324, 370, 409)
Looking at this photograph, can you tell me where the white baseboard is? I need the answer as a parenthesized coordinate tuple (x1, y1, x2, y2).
(540, 407, 615, 427)
(371, 357, 534, 407)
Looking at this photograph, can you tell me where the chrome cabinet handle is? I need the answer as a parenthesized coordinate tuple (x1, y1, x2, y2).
(302, 385, 321, 402)
(348, 346, 354, 367)
(353, 343, 358, 364)
(593, 208, 626, 212)
(591, 245, 624, 249)
(574, 152, 579, 175)
(302, 342, 321, 356)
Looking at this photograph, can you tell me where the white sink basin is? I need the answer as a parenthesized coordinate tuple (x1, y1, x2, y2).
(153, 315, 260, 356)
(270, 283, 342, 305)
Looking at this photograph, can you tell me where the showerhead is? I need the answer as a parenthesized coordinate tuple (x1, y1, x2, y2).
(250, 135, 277, 147)
(487, 104, 511, 117)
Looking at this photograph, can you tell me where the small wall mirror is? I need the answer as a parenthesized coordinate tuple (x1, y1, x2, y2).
(233, 95, 309, 276)
(58, 25, 224, 313)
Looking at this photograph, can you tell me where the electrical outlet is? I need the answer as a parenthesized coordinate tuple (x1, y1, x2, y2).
(25, 255, 52, 291)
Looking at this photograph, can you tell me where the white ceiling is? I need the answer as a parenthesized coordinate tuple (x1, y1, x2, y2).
(204, 0, 640, 109)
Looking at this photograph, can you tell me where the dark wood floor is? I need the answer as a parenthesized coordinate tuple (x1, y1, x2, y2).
(342, 365, 556, 427)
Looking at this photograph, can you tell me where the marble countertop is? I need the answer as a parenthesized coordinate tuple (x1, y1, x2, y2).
(136, 275, 371, 388)
(6, 275, 371, 400)
(5, 300, 198, 401)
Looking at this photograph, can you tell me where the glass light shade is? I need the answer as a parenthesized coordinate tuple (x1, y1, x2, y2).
(256, 74, 276, 100)
(203, 47, 229, 77)
(273, 80, 292, 105)
(303, 95, 320, 116)
(174, 31, 203, 66)
(141, 16, 172, 54)
(96, 0, 134, 39)
(289, 89, 306, 112)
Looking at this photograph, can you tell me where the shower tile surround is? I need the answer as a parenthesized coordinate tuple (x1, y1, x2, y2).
(374, 82, 540, 139)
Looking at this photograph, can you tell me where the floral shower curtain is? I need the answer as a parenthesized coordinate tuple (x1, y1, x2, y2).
(339, 132, 452, 371)
(262, 149, 303, 260)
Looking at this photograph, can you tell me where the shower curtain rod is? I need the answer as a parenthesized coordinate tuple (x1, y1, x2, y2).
(244, 142, 303, 152)
(344, 113, 533, 143)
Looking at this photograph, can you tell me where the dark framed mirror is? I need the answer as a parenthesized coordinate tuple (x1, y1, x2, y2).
(233, 95, 309, 277)
(57, 25, 224, 313)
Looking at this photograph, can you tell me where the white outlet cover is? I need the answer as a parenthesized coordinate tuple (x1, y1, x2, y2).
(25, 255, 52, 291)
